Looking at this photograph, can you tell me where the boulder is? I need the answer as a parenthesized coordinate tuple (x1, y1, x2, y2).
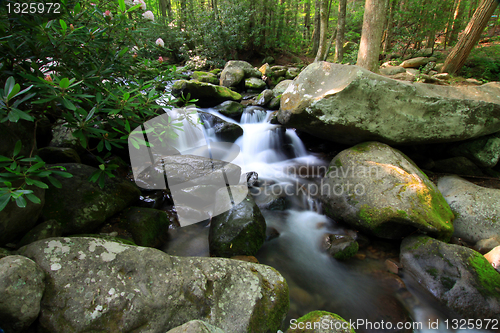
(18, 237, 289, 333)
(166, 320, 225, 333)
(286, 311, 355, 333)
(220, 61, 262, 88)
(278, 62, 500, 145)
(245, 77, 267, 90)
(213, 101, 245, 119)
(198, 111, 244, 142)
(18, 219, 62, 248)
(119, 207, 171, 248)
(42, 163, 141, 235)
(0, 184, 45, 246)
(209, 187, 267, 257)
(192, 71, 219, 85)
(320, 142, 454, 240)
(0, 255, 45, 333)
(172, 80, 242, 108)
(437, 175, 500, 243)
(400, 235, 500, 319)
(449, 132, 500, 168)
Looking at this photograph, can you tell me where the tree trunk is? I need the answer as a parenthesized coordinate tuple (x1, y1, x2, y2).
(356, 0, 387, 72)
(312, 0, 321, 55)
(335, 0, 347, 62)
(314, 0, 330, 62)
(441, 0, 499, 74)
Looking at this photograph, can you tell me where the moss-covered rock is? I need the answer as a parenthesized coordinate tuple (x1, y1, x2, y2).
(320, 142, 454, 240)
(119, 207, 171, 248)
(209, 189, 266, 257)
(172, 80, 242, 108)
(286, 310, 355, 333)
(18, 237, 289, 333)
(42, 163, 141, 235)
(400, 235, 500, 319)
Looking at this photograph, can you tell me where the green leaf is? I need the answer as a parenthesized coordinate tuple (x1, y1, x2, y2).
(13, 140, 22, 157)
(0, 194, 10, 211)
(25, 193, 41, 204)
(59, 77, 70, 90)
(118, 0, 126, 12)
(15, 195, 26, 208)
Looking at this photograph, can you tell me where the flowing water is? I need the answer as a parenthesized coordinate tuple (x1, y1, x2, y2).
(160, 106, 493, 333)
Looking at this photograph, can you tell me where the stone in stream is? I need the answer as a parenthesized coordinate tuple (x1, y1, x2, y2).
(320, 142, 454, 241)
(209, 186, 267, 257)
(437, 175, 500, 244)
(285, 311, 355, 333)
(400, 235, 500, 320)
(17, 237, 289, 333)
(42, 163, 141, 235)
(0, 255, 45, 333)
(278, 62, 500, 145)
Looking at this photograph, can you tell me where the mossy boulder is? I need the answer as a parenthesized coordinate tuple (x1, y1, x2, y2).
(400, 235, 500, 319)
(286, 311, 355, 333)
(192, 71, 219, 85)
(320, 142, 454, 240)
(18, 237, 289, 333)
(209, 188, 266, 257)
(42, 163, 141, 235)
(172, 80, 242, 108)
(438, 175, 500, 243)
(119, 207, 171, 248)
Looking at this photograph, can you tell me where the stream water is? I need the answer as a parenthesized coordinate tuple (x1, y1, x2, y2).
(159, 106, 493, 333)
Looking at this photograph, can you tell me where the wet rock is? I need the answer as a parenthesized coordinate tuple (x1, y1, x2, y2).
(0, 255, 45, 333)
(209, 188, 266, 257)
(172, 80, 242, 108)
(400, 235, 500, 319)
(18, 219, 62, 248)
(286, 311, 355, 333)
(18, 237, 289, 333)
(119, 207, 171, 248)
(42, 163, 141, 235)
(0, 184, 45, 246)
(37, 146, 81, 164)
(166, 320, 225, 333)
(192, 71, 219, 85)
(320, 142, 454, 240)
(449, 132, 500, 168)
(432, 156, 486, 177)
(438, 175, 500, 243)
(220, 61, 262, 88)
(484, 246, 500, 272)
(278, 62, 500, 145)
(322, 234, 359, 260)
(245, 77, 267, 90)
(198, 111, 243, 142)
(213, 101, 245, 119)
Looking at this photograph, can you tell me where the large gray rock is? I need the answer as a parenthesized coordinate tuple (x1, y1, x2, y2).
(0, 255, 45, 333)
(0, 184, 45, 246)
(320, 142, 454, 240)
(166, 320, 225, 333)
(220, 61, 262, 88)
(278, 62, 500, 145)
(400, 235, 500, 319)
(18, 237, 289, 333)
(42, 163, 141, 235)
(438, 175, 500, 243)
(172, 80, 242, 108)
(209, 187, 266, 257)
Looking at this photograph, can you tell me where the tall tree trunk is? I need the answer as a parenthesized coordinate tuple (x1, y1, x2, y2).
(382, 0, 396, 55)
(356, 0, 387, 72)
(441, 0, 499, 74)
(304, 0, 311, 41)
(335, 0, 347, 62)
(312, 0, 321, 55)
(314, 0, 330, 61)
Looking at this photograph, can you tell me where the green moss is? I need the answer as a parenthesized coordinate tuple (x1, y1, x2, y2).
(468, 252, 500, 297)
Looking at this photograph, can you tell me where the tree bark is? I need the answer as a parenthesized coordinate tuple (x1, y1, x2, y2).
(335, 0, 347, 62)
(441, 0, 499, 74)
(314, 0, 330, 62)
(356, 0, 387, 72)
